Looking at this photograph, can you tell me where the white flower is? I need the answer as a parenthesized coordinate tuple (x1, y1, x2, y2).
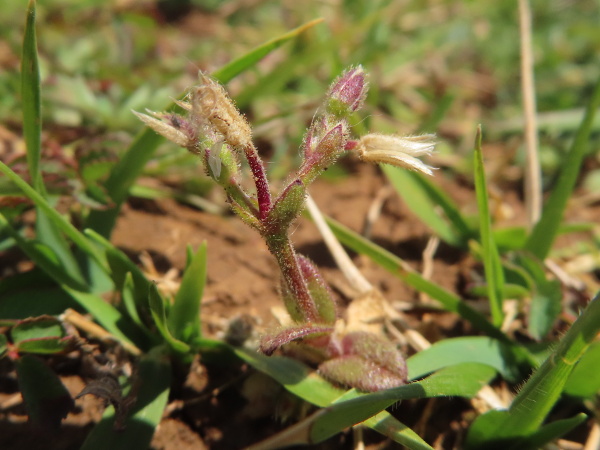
(356, 133, 436, 175)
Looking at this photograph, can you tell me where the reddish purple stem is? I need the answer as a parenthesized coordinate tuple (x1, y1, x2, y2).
(243, 144, 271, 220)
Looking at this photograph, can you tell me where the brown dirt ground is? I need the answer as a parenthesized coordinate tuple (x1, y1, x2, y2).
(1, 152, 598, 449)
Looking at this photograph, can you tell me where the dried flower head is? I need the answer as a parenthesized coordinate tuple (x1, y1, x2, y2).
(190, 73, 252, 149)
(355, 133, 436, 175)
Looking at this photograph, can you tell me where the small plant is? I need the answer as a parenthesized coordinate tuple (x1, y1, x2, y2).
(135, 67, 435, 391)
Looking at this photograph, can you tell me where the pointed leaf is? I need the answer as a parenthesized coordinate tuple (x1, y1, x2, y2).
(407, 336, 529, 382)
(16, 354, 74, 429)
(148, 283, 190, 354)
(473, 126, 504, 326)
(168, 243, 206, 342)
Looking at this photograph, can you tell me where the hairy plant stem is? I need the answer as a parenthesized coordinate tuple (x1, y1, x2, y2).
(266, 234, 319, 323)
(243, 143, 271, 220)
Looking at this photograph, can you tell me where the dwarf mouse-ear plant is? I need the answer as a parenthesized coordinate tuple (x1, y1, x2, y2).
(135, 66, 434, 391)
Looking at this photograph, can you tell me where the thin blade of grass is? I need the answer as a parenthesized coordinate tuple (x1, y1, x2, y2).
(212, 18, 323, 83)
(466, 292, 600, 447)
(80, 347, 171, 450)
(308, 363, 496, 444)
(520, 413, 588, 450)
(21, 0, 83, 282)
(473, 126, 504, 326)
(148, 283, 191, 355)
(0, 161, 108, 273)
(525, 75, 600, 259)
(382, 165, 472, 247)
(0, 214, 87, 290)
(168, 243, 206, 343)
(365, 413, 433, 450)
(21, 0, 41, 190)
(85, 19, 324, 238)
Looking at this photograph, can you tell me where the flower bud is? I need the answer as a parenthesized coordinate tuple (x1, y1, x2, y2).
(356, 133, 436, 175)
(326, 65, 368, 118)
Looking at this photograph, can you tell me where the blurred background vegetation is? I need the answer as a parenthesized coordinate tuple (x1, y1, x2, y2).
(1, 0, 599, 198)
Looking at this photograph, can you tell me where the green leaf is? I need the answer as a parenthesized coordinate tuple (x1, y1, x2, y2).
(85, 19, 324, 239)
(121, 272, 145, 329)
(514, 252, 562, 339)
(564, 341, 600, 398)
(21, 0, 84, 284)
(407, 336, 529, 382)
(383, 165, 472, 247)
(21, 0, 42, 191)
(520, 413, 588, 450)
(16, 354, 74, 429)
(0, 282, 77, 319)
(0, 214, 88, 290)
(473, 126, 504, 327)
(81, 347, 171, 450)
(12, 316, 76, 354)
(466, 292, 600, 447)
(309, 363, 496, 444)
(235, 347, 427, 448)
(148, 283, 190, 355)
(212, 18, 324, 84)
(233, 347, 344, 407)
(492, 226, 528, 251)
(84, 229, 157, 338)
(0, 163, 108, 273)
(168, 243, 206, 343)
(525, 75, 600, 259)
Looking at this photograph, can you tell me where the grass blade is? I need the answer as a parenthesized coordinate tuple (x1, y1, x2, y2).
(168, 243, 207, 342)
(309, 363, 496, 444)
(148, 283, 191, 355)
(0, 161, 108, 273)
(21, 0, 83, 282)
(212, 18, 324, 84)
(16, 354, 73, 429)
(466, 292, 600, 447)
(525, 75, 600, 259)
(365, 413, 433, 450)
(0, 214, 87, 290)
(382, 165, 473, 247)
(21, 0, 42, 191)
(473, 126, 504, 326)
(85, 19, 324, 238)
